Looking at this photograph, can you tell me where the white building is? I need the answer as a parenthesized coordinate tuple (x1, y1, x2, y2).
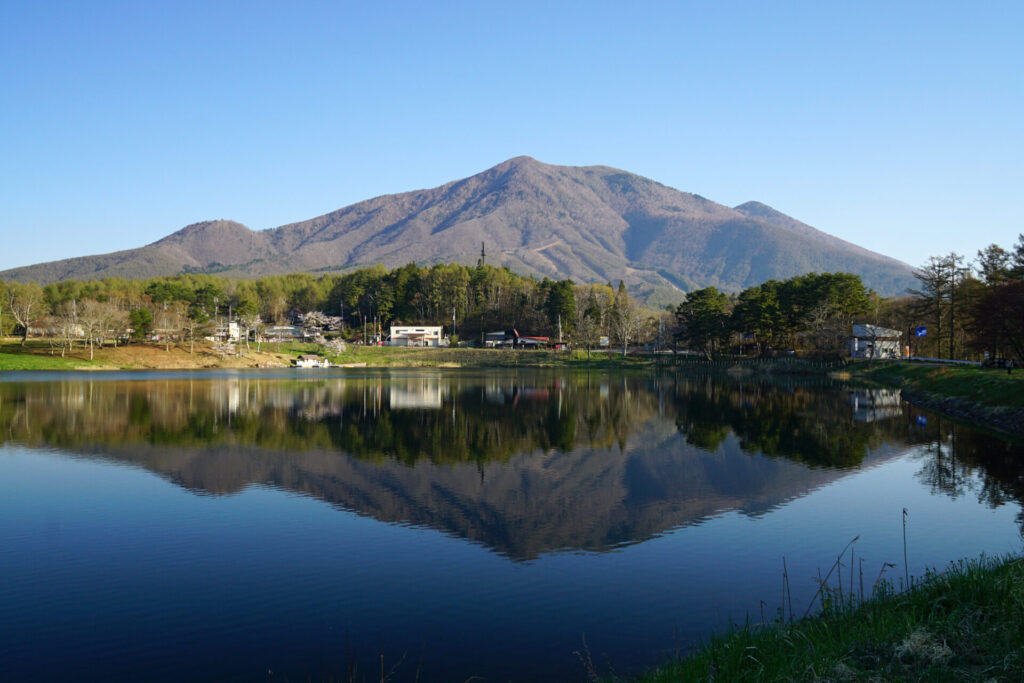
(294, 354, 330, 368)
(389, 326, 446, 347)
(850, 324, 903, 359)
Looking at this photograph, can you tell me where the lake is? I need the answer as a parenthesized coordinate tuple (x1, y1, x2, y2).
(1, 369, 1022, 681)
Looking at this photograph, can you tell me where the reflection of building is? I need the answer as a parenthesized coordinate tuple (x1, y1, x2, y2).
(850, 324, 903, 359)
(389, 379, 446, 409)
(389, 326, 446, 347)
(849, 389, 903, 422)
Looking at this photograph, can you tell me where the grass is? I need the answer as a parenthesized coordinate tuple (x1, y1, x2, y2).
(0, 339, 104, 370)
(268, 341, 658, 369)
(638, 554, 1024, 682)
(851, 361, 1024, 409)
(0, 337, 660, 371)
(0, 337, 293, 371)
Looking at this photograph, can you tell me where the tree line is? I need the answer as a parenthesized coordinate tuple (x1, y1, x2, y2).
(673, 234, 1024, 361)
(4, 232, 1021, 361)
(0, 263, 663, 355)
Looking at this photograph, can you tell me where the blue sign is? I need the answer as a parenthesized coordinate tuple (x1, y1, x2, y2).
(915, 327, 927, 337)
(916, 415, 928, 426)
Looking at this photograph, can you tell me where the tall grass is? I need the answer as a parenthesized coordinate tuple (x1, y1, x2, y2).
(638, 552, 1024, 681)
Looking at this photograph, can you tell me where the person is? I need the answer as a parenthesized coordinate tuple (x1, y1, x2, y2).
(1008, 359, 1015, 375)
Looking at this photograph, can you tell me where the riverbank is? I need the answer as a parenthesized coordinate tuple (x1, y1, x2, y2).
(848, 361, 1024, 438)
(639, 554, 1024, 682)
(0, 338, 655, 371)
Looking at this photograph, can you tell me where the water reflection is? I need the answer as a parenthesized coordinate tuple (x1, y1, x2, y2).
(1, 371, 1021, 558)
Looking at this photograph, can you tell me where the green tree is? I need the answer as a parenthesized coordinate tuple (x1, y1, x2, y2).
(545, 279, 576, 339)
(129, 307, 154, 343)
(675, 287, 731, 358)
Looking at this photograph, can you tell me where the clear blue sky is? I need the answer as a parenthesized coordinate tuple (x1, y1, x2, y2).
(1, 1, 1021, 273)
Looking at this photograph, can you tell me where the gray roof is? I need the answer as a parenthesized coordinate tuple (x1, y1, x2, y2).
(852, 324, 901, 338)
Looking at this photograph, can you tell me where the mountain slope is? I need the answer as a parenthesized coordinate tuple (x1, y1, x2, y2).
(0, 156, 916, 296)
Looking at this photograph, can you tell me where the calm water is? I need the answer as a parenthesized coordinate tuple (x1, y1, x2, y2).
(1, 369, 1022, 681)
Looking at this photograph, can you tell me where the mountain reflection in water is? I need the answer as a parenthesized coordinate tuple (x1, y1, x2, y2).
(1, 370, 1020, 558)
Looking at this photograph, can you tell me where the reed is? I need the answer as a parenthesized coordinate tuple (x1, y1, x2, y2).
(637, 553, 1024, 682)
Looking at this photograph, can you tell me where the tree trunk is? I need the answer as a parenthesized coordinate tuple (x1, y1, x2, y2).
(89, 339, 94, 361)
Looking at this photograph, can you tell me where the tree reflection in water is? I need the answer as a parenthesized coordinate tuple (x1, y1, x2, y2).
(1, 370, 1021, 556)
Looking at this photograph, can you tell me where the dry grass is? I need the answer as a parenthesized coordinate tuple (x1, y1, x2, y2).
(0, 337, 292, 370)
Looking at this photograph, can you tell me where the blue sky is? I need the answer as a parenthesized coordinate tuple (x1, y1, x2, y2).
(1, 1, 1021, 274)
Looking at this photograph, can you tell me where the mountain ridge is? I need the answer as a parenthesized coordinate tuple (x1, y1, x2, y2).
(0, 156, 916, 297)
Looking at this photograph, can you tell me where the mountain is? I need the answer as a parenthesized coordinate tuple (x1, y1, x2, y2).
(0, 156, 916, 297)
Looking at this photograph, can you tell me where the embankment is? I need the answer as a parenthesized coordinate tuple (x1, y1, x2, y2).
(850, 362, 1024, 439)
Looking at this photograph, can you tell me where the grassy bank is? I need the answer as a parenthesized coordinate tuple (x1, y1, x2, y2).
(850, 361, 1024, 409)
(640, 555, 1024, 682)
(0, 338, 294, 370)
(0, 338, 658, 371)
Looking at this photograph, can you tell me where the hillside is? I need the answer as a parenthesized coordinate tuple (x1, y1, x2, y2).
(0, 157, 916, 297)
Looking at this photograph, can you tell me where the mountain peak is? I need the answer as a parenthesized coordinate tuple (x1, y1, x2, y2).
(0, 159, 916, 296)
(158, 219, 252, 242)
(734, 201, 783, 217)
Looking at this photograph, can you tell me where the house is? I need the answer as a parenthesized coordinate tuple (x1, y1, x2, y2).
(389, 326, 446, 347)
(294, 354, 330, 368)
(485, 329, 549, 349)
(484, 331, 509, 348)
(215, 321, 240, 342)
(264, 325, 306, 342)
(850, 324, 904, 359)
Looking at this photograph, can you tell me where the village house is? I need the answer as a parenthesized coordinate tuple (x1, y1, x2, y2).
(388, 326, 447, 347)
(850, 324, 904, 359)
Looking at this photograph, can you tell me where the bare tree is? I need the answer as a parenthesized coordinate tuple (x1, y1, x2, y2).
(53, 300, 80, 357)
(0, 280, 7, 337)
(155, 303, 185, 352)
(611, 297, 645, 357)
(78, 300, 110, 361)
(241, 314, 264, 352)
(574, 314, 601, 360)
(6, 281, 45, 346)
(181, 310, 210, 355)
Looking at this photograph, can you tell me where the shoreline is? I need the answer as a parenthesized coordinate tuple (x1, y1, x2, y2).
(846, 361, 1024, 440)
(638, 554, 1024, 681)
(2, 342, 1021, 438)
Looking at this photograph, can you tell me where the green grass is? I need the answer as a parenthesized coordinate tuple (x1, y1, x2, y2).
(279, 342, 657, 368)
(0, 340, 102, 370)
(852, 361, 1024, 409)
(639, 555, 1024, 682)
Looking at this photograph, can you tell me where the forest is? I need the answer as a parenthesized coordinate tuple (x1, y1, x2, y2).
(0, 263, 656, 355)
(674, 235, 1024, 362)
(1, 232, 1022, 361)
